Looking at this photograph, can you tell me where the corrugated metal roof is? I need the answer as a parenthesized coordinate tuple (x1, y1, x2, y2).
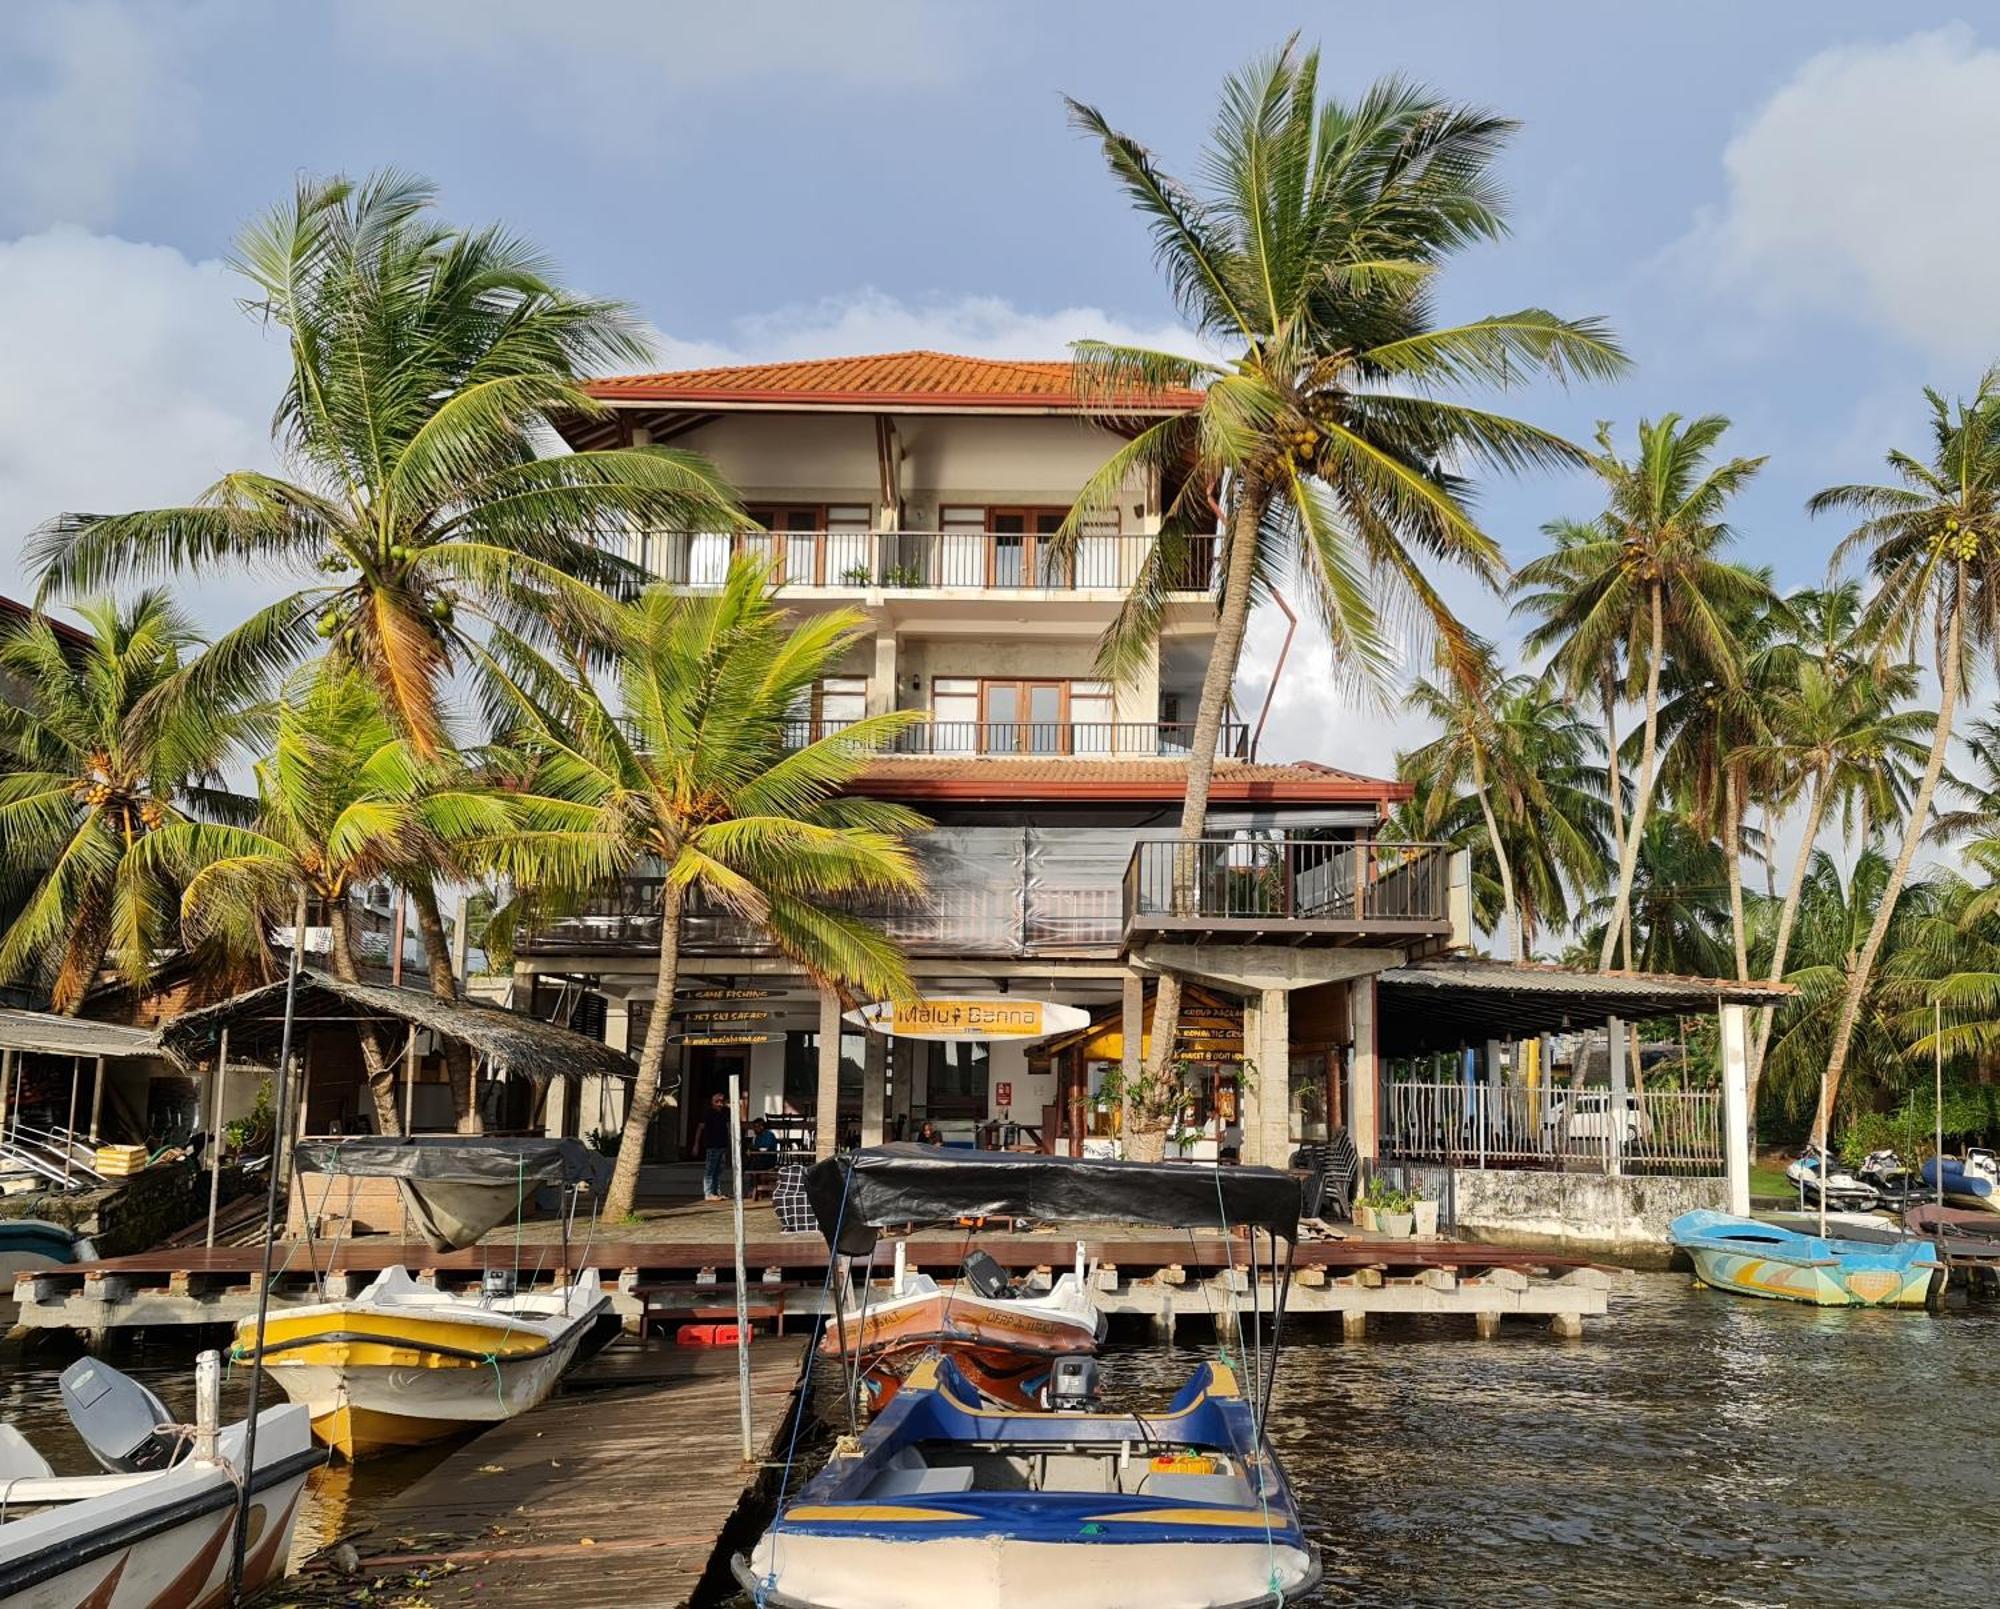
(0, 1009, 159, 1058)
(584, 350, 1204, 413)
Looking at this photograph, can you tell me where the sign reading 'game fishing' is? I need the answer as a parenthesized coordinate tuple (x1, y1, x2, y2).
(846, 997, 1089, 1043)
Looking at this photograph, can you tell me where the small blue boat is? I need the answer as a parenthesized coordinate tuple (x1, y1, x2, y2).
(1919, 1152, 2000, 1213)
(735, 1146, 1320, 1608)
(1669, 1210, 1941, 1308)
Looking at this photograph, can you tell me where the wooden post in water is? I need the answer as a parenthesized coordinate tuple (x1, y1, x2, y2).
(1935, 998, 1945, 1208)
(728, 1070, 752, 1463)
(206, 1028, 230, 1248)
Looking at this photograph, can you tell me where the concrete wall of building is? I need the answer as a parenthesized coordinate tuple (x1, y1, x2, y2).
(1401, 1162, 1725, 1262)
(670, 413, 1153, 522)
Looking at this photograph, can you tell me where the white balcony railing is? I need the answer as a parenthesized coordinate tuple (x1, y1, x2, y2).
(624, 530, 1219, 594)
(1381, 1081, 1724, 1176)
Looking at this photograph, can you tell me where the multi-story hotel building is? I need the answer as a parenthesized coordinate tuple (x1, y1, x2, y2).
(517, 351, 1467, 1171)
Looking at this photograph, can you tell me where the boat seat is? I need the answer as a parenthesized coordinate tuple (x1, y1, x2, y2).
(1135, 1471, 1249, 1504)
(867, 1464, 977, 1498)
(0, 1424, 52, 1483)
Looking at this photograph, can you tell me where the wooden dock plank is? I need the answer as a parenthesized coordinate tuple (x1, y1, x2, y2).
(351, 1338, 807, 1608)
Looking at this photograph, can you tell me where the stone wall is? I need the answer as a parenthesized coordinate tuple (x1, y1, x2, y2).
(1398, 1163, 1725, 1265)
(0, 1158, 207, 1256)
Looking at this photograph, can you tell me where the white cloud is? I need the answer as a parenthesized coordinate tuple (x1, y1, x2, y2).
(643, 288, 1206, 370)
(0, 3, 200, 230)
(0, 226, 284, 627)
(1687, 26, 2000, 361)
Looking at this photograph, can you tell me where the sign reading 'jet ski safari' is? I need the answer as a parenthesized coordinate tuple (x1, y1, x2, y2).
(847, 997, 1089, 1043)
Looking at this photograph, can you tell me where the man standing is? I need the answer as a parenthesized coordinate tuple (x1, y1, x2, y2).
(695, 1091, 733, 1202)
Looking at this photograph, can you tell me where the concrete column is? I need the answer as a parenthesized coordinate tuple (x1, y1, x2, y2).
(1349, 975, 1379, 1161)
(1256, 987, 1291, 1166)
(1240, 996, 1263, 1166)
(815, 988, 843, 1159)
(1720, 1002, 1751, 1216)
(1120, 970, 1144, 1157)
(544, 1076, 569, 1139)
(861, 1032, 887, 1146)
(870, 631, 900, 716)
(1605, 1016, 1628, 1178)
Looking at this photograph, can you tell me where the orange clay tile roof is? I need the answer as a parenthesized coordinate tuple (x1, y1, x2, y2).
(583, 350, 1204, 413)
(848, 755, 1410, 805)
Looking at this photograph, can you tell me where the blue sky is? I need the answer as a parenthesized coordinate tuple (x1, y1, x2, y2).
(2, 2, 1996, 771)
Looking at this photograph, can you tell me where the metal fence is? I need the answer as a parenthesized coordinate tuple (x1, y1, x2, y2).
(1381, 1081, 1724, 1176)
(628, 530, 1220, 594)
(1123, 838, 1452, 929)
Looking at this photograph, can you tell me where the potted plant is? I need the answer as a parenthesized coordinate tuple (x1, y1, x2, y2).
(1409, 1181, 1439, 1237)
(839, 562, 873, 586)
(1360, 1176, 1414, 1237)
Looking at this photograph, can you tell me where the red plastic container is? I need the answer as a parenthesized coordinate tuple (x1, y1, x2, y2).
(676, 1322, 746, 1347)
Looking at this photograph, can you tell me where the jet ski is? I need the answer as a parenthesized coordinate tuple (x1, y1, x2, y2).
(1857, 1149, 1927, 1209)
(1786, 1144, 1880, 1211)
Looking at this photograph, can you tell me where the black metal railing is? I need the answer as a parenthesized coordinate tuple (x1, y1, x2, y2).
(777, 718, 1252, 759)
(1122, 838, 1453, 930)
(628, 530, 1220, 594)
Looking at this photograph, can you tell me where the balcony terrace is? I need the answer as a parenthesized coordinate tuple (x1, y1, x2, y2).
(628, 530, 1219, 596)
(779, 718, 1252, 759)
(1121, 838, 1457, 949)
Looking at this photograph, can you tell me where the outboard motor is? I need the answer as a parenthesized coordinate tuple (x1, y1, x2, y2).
(1044, 1356, 1102, 1412)
(59, 1358, 178, 1473)
(481, 1265, 519, 1302)
(962, 1250, 1016, 1301)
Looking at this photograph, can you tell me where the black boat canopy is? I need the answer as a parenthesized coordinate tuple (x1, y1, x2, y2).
(806, 1144, 1301, 1256)
(294, 1135, 610, 1190)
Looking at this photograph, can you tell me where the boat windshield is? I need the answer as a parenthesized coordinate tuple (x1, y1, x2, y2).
(860, 1440, 1258, 1504)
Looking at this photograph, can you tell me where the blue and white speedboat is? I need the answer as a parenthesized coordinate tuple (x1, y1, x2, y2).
(1669, 1210, 1942, 1308)
(1919, 1150, 2000, 1213)
(734, 1146, 1320, 1608)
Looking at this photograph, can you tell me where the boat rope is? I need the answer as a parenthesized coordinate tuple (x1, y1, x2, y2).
(1210, 1164, 1283, 1605)
(757, 1158, 854, 1608)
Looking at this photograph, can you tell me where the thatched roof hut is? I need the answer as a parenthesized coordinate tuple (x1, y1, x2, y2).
(157, 969, 635, 1091)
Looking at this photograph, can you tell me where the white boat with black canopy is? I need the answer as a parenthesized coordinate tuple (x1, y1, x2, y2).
(735, 1144, 1321, 1609)
(233, 1136, 616, 1459)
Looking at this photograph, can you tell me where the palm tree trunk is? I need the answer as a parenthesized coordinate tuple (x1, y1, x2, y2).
(604, 882, 684, 1221)
(409, 881, 480, 1134)
(1469, 746, 1522, 961)
(1600, 584, 1665, 971)
(1132, 477, 1267, 1160)
(1816, 575, 1964, 1151)
(1750, 766, 1829, 1122)
(1601, 666, 1633, 969)
(328, 899, 403, 1135)
(1723, 763, 1749, 982)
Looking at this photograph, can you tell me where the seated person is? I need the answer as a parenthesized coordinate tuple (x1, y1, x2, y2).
(915, 1119, 943, 1146)
(749, 1118, 780, 1153)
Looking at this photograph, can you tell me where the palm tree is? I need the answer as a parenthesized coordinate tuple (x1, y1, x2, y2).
(482, 562, 928, 1221)
(1575, 809, 1733, 979)
(0, 593, 247, 1012)
(30, 171, 741, 755)
(147, 667, 514, 1133)
(1806, 375, 2000, 1141)
(1060, 43, 1627, 1135)
(1737, 597, 1928, 1117)
(1758, 850, 1925, 1131)
(1516, 415, 1770, 970)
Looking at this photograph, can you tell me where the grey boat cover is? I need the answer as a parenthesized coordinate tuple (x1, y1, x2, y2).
(295, 1137, 611, 1252)
(807, 1143, 1302, 1257)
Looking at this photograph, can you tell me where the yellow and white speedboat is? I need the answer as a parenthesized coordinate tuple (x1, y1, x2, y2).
(234, 1266, 611, 1458)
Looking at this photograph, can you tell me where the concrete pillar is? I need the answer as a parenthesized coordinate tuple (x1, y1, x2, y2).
(1605, 1016, 1628, 1178)
(1240, 995, 1262, 1165)
(869, 630, 900, 717)
(1349, 975, 1379, 1160)
(1256, 987, 1290, 1166)
(544, 1076, 569, 1139)
(1120, 969, 1144, 1158)
(861, 1032, 887, 1146)
(815, 988, 843, 1160)
(1720, 1002, 1751, 1216)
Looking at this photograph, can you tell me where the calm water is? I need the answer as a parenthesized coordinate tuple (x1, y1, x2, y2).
(8, 1274, 1999, 1605)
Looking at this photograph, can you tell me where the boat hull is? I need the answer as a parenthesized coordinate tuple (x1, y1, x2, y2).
(235, 1269, 608, 1458)
(735, 1535, 1321, 1609)
(1671, 1211, 1941, 1308)
(0, 1406, 319, 1609)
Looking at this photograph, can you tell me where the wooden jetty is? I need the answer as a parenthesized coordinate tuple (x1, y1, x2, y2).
(321, 1337, 808, 1608)
(12, 1228, 1614, 1340)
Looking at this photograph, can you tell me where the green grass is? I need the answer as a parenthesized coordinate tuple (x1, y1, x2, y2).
(1749, 1159, 1792, 1204)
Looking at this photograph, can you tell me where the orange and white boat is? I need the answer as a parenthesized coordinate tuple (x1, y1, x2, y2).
(822, 1244, 1104, 1413)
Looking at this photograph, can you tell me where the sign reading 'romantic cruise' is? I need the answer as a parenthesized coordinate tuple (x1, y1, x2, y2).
(846, 997, 1089, 1043)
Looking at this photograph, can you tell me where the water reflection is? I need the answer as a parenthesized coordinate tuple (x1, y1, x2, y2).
(8, 1273, 1999, 1605)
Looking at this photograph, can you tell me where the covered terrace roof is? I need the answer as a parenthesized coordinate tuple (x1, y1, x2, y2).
(1376, 958, 1793, 1057)
(157, 970, 636, 1084)
(0, 1009, 158, 1060)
